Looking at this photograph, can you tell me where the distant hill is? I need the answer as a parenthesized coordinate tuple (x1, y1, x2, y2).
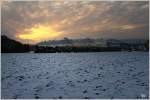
(1, 35, 30, 53)
(37, 37, 148, 47)
(37, 38, 107, 47)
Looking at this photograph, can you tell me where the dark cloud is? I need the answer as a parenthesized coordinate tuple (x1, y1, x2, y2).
(1, 1, 149, 43)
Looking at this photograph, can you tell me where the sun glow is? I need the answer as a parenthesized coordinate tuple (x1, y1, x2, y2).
(17, 24, 62, 42)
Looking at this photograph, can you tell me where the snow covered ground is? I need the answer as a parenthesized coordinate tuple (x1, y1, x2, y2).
(1, 52, 149, 99)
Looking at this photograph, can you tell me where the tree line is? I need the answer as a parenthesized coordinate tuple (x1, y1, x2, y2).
(1, 35, 149, 53)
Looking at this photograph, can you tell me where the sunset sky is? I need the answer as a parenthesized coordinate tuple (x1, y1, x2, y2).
(1, 1, 149, 44)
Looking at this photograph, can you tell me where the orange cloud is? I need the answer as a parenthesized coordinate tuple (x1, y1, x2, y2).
(17, 24, 63, 42)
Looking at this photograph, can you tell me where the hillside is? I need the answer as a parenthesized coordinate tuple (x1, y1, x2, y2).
(1, 35, 30, 53)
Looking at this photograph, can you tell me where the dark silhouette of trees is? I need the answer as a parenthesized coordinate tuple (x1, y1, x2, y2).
(33, 46, 122, 53)
(1, 35, 30, 53)
(1, 35, 149, 53)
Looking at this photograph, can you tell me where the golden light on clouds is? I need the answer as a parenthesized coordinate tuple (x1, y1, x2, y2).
(17, 24, 62, 42)
(120, 24, 144, 30)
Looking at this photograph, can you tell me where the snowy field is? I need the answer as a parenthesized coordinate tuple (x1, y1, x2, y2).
(1, 52, 149, 99)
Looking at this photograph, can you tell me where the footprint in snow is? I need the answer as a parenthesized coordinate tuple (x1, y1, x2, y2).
(95, 93, 99, 95)
(16, 76, 24, 81)
(45, 81, 54, 87)
(83, 97, 90, 99)
(96, 85, 102, 89)
(99, 67, 103, 70)
(58, 96, 63, 99)
(97, 73, 103, 77)
(83, 90, 88, 93)
(83, 79, 88, 82)
(34, 94, 40, 99)
(66, 81, 75, 87)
